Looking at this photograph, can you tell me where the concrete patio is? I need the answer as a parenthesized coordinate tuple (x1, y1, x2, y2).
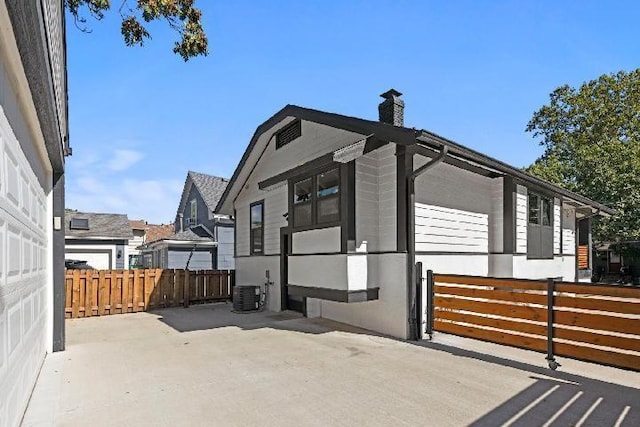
(23, 303, 640, 426)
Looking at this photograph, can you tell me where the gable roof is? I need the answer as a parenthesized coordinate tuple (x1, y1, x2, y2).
(176, 171, 229, 220)
(65, 210, 134, 239)
(145, 223, 174, 243)
(216, 104, 615, 216)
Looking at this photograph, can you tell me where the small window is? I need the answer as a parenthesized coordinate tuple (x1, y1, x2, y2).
(527, 191, 554, 259)
(70, 218, 89, 230)
(250, 201, 264, 255)
(290, 167, 341, 229)
(541, 198, 552, 226)
(190, 200, 197, 225)
(316, 168, 340, 224)
(528, 193, 539, 224)
(293, 178, 312, 228)
(276, 120, 301, 149)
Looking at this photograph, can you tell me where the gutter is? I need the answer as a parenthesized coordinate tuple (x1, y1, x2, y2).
(407, 145, 449, 341)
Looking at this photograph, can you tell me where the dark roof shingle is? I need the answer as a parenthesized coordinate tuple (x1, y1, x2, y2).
(65, 210, 134, 239)
(188, 171, 229, 212)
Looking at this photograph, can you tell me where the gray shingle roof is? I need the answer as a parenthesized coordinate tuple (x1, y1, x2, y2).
(65, 210, 134, 239)
(188, 171, 229, 212)
(164, 225, 214, 242)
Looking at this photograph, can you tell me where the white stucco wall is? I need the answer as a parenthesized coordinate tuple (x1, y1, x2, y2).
(319, 253, 407, 339)
(291, 227, 340, 254)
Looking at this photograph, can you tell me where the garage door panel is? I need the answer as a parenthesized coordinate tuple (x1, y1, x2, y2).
(65, 252, 111, 270)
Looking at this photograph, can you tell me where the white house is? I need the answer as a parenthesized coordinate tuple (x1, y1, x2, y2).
(65, 210, 134, 270)
(0, 1, 68, 426)
(216, 90, 614, 340)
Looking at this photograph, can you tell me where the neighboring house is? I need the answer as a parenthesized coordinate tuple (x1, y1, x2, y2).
(0, 2, 69, 426)
(140, 171, 234, 270)
(594, 241, 640, 279)
(216, 89, 614, 339)
(65, 210, 134, 270)
(128, 219, 146, 266)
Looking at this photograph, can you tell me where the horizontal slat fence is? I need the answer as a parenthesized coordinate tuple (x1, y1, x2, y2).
(432, 274, 640, 371)
(65, 269, 234, 319)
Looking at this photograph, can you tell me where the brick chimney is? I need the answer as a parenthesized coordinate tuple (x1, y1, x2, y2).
(378, 89, 404, 126)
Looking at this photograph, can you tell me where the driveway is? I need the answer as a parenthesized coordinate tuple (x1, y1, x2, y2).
(23, 303, 640, 426)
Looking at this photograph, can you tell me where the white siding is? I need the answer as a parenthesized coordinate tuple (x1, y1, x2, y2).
(377, 144, 397, 252)
(0, 54, 50, 427)
(562, 204, 576, 255)
(489, 178, 504, 253)
(414, 204, 488, 253)
(234, 121, 365, 257)
(355, 151, 380, 252)
(515, 185, 528, 254)
(413, 161, 493, 254)
(553, 198, 561, 255)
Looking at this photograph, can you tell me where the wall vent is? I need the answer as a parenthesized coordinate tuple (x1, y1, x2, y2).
(275, 120, 301, 149)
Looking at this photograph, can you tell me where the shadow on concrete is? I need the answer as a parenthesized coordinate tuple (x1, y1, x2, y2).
(152, 302, 370, 336)
(419, 341, 640, 426)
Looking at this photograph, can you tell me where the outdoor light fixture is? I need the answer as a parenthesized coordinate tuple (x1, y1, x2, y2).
(117, 250, 122, 259)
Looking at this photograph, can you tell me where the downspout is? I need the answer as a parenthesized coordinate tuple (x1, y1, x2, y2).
(407, 145, 449, 340)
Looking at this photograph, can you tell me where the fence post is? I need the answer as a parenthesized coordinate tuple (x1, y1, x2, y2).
(183, 269, 190, 308)
(426, 269, 434, 339)
(546, 278, 559, 370)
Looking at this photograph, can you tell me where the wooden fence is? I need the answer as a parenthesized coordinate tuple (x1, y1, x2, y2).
(65, 269, 235, 319)
(431, 274, 640, 371)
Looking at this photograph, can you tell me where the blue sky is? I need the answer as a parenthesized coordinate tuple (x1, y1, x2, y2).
(65, 1, 640, 224)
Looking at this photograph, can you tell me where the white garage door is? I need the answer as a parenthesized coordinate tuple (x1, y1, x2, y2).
(65, 252, 111, 270)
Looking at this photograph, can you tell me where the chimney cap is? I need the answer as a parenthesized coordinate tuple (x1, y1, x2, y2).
(380, 89, 403, 99)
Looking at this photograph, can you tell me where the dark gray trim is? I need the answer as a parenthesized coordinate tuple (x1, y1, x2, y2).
(235, 254, 281, 258)
(52, 172, 64, 351)
(415, 251, 490, 256)
(503, 176, 515, 254)
(280, 227, 290, 311)
(233, 208, 237, 258)
(5, 0, 66, 172)
(340, 161, 356, 253)
(287, 284, 379, 303)
(412, 144, 502, 179)
(65, 238, 128, 246)
(396, 145, 411, 252)
(259, 153, 336, 190)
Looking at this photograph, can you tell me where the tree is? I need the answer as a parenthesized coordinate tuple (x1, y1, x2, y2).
(525, 69, 640, 242)
(65, 0, 208, 61)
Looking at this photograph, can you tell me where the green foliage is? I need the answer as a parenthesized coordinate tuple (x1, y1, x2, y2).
(525, 69, 640, 242)
(65, 0, 208, 61)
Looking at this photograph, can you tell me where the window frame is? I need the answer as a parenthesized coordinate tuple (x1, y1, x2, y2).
(190, 199, 197, 226)
(250, 200, 265, 255)
(289, 166, 342, 232)
(527, 190, 554, 260)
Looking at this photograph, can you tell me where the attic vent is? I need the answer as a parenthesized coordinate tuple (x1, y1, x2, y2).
(276, 120, 301, 149)
(70, 218, 89, 230)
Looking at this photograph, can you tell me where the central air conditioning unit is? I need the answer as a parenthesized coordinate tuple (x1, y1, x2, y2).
(233, 285, 260, 312)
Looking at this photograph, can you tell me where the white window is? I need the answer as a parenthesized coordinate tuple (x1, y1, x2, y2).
(190, 199, 197, 225)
